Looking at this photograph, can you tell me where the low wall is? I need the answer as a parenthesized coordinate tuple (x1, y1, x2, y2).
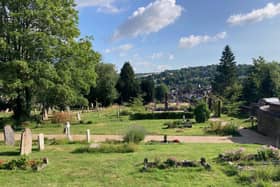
(257, 106, 280, 137)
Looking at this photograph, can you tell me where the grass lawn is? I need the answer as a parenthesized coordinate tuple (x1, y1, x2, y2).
(0, 142, 263, 187)
(0, 108, 253, 136)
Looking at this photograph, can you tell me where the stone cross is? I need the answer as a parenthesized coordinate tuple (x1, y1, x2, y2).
(4, 125, 15, 146)
(86, 129, 91, 143)
(20, 128, 32, 155)
(38, 133, 45, 151)
(77, 112, 81, 121)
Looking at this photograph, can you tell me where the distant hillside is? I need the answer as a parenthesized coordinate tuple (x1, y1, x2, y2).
(138, 64, 252, 92)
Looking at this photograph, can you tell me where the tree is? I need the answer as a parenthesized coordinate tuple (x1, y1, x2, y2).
(0, 1, 100, 121)
(140, 79, 155, 104)
(155, 83, 169, 102)
(88, 63, 118, 107)
(116, 62, 139, 103)
(212, 45, 237, 98)
(241, 57, 280, 103)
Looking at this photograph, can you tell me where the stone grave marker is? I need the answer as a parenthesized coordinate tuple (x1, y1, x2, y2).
(77, 112, 81, 121)
(65, 121, 72, 141)
(38, 133, 45, 151)
(86, 129, 91, 143)
(4, 125, 15, 146)
(20, 128, 32, 155)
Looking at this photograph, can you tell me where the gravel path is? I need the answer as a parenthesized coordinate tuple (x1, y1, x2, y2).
(0, 129, 276, 145)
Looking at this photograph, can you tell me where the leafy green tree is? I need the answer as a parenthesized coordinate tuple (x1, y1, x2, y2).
(155, 83, 169, 102)
(140, 79, 155, 104)
(212, 45, 237, 98)
(241, 57, 280, 103)
(0, 1, 99, 121)
(116, 62, 140, 103)
(88, 63, 118, 107)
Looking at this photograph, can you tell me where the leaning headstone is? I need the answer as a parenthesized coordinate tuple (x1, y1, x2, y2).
(4, 125, 15, 146)
(38, 133, 45, 151)
(77, 112, 81, 121)
(20, 128, 32, 155)
(86, 129, 91, 143)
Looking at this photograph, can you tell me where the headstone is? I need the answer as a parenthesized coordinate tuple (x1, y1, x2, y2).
(5, 108, 9, 113)
(38, 133, 45, 151)
(86, 129, 91, 143)
(65, 122, 72, 141)
(77, 112, 81, 121)
(4, 125, 15, 146)
(163, 134, 168, 143)
(43, 109, 48, 120)
(20, 128, 32, 155)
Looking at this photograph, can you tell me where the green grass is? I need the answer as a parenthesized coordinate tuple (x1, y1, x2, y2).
(0, 108, 254, 136)
(0, 143, 262, 187)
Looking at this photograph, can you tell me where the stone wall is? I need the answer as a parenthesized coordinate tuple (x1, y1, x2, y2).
(257, 106, 280, 137)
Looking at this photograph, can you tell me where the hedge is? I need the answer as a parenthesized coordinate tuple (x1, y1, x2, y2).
(130, 112, 193, 120)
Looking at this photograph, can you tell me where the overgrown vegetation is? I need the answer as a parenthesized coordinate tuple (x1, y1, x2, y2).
(205, 122, 240, 136)
(123, 125, 146, 144)
(73, 143, 137, 153)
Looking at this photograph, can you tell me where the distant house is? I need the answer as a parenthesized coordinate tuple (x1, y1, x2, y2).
(257, 98, 280, 137)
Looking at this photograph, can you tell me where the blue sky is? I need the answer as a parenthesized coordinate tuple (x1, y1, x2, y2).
(77, 0, 280, 73)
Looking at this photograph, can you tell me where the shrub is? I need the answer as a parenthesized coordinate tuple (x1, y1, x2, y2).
(123, 125, 146, 144)
(87, 121, 93, 124)
(205, 122, 240, 136)
(73, 143, 137, 153)
(194, 102, 210, 123)
(130, 112, 193, 120)
(255, 146, 280, 161)
(218, 148, 245, 162)
(51, 112, 74, 124)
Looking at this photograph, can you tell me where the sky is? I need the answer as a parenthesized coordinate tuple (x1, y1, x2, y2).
(76, 0, 280, 73)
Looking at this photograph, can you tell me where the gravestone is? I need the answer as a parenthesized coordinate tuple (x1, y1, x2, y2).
(65, 122, 72, 141)
(38, 133, 45, 151)
(20, 128, 32, 155)
(86, 129, 91, 143)
(4, 125, 15, 146)
(77, 112, 81, 121)
(163, 134, 168, 143)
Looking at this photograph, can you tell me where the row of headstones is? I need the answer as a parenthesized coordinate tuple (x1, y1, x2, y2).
(4, 125, 44, 155)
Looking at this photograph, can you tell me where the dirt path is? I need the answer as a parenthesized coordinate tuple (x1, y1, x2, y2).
(0, 130, 276, 145)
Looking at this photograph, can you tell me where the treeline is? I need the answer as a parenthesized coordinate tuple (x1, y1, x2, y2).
(140, 64, 252, 92)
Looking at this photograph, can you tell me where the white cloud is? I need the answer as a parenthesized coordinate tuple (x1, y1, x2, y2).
(112, 0, 183, 40)
(179, 32, 227, 48)
(75, 0, 121, 13)
(105, 44, 133, 54)
(169, 54, 174, 60)
(227, 2, 280, 25)
(132, 61, 171, 73)
(151, 52, 164, 59)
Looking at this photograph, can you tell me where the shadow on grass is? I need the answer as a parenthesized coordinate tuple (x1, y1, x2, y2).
(0, 151, 19, 156)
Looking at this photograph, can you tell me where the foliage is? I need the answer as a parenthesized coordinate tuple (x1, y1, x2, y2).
(51, 112, 74, 124)
(218, 148, 246, 162)
(129, 97, 145, 113)
(123, 125, 147, 144)
(242, 57, 280, 103)
(163, 120, 192, 129)
(140, 79, 155, 104)
(130, 112, 193, 120)
(255, 146, 280, 161)
(0, 0, 100, 122)
(0, 157, 45, 171)
(194, 102, 210, 123)
(116, 62, 140, 103)
(73, 143, 137, 153)
(88, 63, 118, 107)
(212, 45, 238, 98)
(155, 83, 169, 102)
(205, 122, 240, 136)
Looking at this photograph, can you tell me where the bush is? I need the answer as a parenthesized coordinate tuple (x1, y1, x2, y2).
(255, 146, 280, 161)
(73, 143, 137, 153)
(51, 112, 74, 124)
(194, 102, 210, 123)
(205, 122, 240, 136)
(123, 125, 146, 144)
(130, 112, 193, 120)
